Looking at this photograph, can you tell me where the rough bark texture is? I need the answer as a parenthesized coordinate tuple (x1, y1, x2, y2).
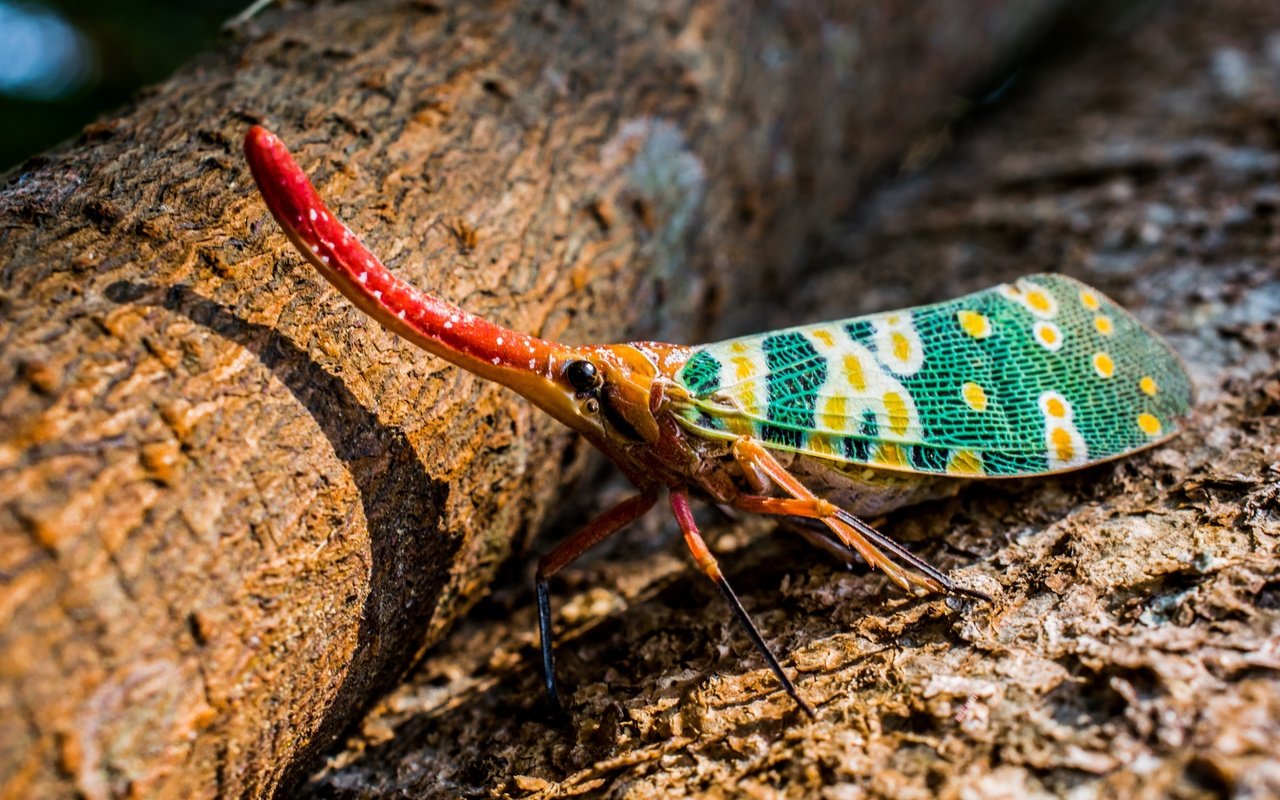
(0, 1, 1063, 797)
(301, 1, 1280, 797)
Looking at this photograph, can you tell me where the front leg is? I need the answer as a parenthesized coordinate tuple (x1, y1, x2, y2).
(536, 489, 658, 711)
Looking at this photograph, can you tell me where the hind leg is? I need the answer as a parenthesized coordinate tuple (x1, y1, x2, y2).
(730, 437, 989, 601)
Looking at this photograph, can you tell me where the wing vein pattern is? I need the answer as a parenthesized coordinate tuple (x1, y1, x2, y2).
(673, 274, 1192, 477)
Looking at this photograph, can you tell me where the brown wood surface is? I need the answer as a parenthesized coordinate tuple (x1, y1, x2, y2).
(0, 1, 1065, 797)
(299, 0, 1280, 797)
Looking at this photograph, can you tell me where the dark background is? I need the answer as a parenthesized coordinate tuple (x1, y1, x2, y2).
(0, 1, 1156, 175)
(0, 0, 243, 171)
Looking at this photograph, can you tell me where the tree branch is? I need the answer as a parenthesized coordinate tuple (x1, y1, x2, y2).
(0, 0, 1063, 796)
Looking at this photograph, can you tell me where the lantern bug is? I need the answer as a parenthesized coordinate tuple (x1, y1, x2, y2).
(243, 126, 1192, 717)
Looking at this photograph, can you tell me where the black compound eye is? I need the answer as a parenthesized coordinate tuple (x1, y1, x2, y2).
(564, 360, 600, 393)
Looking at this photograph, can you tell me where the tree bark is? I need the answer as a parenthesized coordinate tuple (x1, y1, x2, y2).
(300, 0, 1280, 797)
(0, 1, 1063, 797)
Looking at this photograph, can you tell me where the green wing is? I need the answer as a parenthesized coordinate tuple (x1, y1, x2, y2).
(673, 274, 1192, 477)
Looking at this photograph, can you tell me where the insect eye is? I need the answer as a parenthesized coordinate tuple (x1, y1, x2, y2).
(565, 360, 600, 393)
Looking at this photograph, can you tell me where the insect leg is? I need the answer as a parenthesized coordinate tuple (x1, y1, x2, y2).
(740, 499, 991, 601)
(730, 438, 989, 601)
(830, 507, 991, 602)
(738, 493, 938, 594)
(785, 518, 865, 565)
(669, 487, 816, 718)
(537, 489, 658, 711)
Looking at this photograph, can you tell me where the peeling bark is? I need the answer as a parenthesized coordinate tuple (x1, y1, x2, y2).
(0, 1, 1062, 797)
(301, 1, 1280, 797)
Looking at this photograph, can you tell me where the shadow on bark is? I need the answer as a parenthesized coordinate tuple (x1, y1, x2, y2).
(104, 279, 456, 782)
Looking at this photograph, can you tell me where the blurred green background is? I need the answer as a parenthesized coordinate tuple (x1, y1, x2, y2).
(0, 0, 245, 171)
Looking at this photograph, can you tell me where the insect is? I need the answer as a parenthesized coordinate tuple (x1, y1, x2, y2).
(244, 126, 1193, 717)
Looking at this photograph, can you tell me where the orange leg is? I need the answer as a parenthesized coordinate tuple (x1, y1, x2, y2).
(537, 489, 658, 710)
(731, 438, 989, 601)
(670, 487, 815, 718)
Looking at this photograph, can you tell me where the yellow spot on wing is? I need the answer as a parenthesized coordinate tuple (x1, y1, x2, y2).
(843, 354, 866, 392)
(1039, 391, 1074, 422)
(956, 310, 991, 339)
(1138, 413, 1162, 436)
(1034, 321, 1063, 351)
(947, 450, 984, 475)
(883, 391, 909, 436)
(1026, 289, 1053, 315)
(731, 355, 756, 380)
(1080, 290, 1101, 310)
(808, 434, 841, 456)
(1015, 279, 1060, 318)
(891, 331, 911, 362)
(1094, 315, 1114, 336)
(875, 443, 905, 467)
(1040, 391, 1085, 468)
(962, 381, 988, 412)
(1140, 376, 1158, 396)
(730, 342, 749, 354)
(811, 329, 835, 347)
(1093, 352, 1115, 378)
(820, 395, 848, 431)
(1050, 426, 1075, 462)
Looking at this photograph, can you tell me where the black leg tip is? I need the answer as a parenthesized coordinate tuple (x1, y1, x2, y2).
(542, 695, 573, 729)
(774, 675, 817, 720)
(795, 696, 817, 720)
